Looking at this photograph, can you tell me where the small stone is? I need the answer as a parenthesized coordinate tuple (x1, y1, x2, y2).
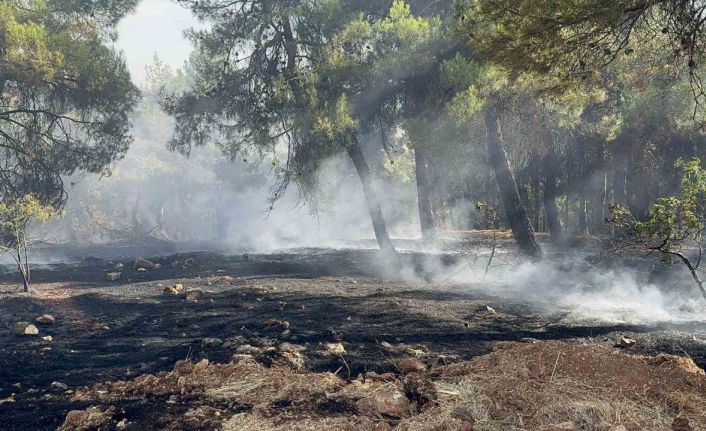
(280, 329, 291, 339)
(14, 322, 39, 336)
(321, 342, 346, 355)
(42, 335, 53, 343)
(617, 337, 637, 349)
(202, 338, 223, 347)
(184, 289, 204, 302)
(35, 314, 55, 325)
(236, 344, 261, 355)
(137, 267, 147, 272)
(163, 286, 179, 295)
(174, 283, 184, 292)
(105, 272, 121, 281)
(133, 257, 155, 270)
(380, 341, 394, 349)
(399, 358, 427, 374)
(116, 418, 129, 429)
(374, 389, 410, 418)
(50, 381, 69, 392)
(477, 305, 497, 314)
(184, 258, 196, 267)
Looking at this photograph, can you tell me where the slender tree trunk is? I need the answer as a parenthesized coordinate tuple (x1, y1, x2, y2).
(414, 147, 435, 240)
(543, 151, 563, 242)
(484, 99, 542, 258)
(346, 139, 397, 254)
(578, 196, 588, 235)
(532, 170, 541, 232)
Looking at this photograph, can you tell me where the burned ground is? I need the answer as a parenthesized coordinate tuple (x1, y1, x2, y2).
(0, 248, 705, 430)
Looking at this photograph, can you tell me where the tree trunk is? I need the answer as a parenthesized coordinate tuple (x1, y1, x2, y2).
(414, 147, 435, 240)
(484, 99, 542, 258)
(543, 151, 563, 242)
(578, 196, 588, 235)
(346, 139, 397, 254)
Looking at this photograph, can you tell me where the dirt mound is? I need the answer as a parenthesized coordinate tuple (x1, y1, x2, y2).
(58, 341, 706, 431)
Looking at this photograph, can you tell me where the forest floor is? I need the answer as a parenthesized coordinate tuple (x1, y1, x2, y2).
(0, 243, 706, 430)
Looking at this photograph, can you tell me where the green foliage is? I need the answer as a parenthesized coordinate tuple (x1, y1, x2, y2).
(0, 0, 139, 206)
(635, 158, 706, 252)
(0, 194, 59, 249)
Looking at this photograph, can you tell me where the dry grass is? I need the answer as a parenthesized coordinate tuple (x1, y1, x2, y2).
(62, 341, 706, 431)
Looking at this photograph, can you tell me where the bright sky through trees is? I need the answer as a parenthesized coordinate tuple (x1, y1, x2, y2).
(116, 0, 197, 85)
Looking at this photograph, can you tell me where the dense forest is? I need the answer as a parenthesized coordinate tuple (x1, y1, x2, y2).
(4, 1, 706, 430)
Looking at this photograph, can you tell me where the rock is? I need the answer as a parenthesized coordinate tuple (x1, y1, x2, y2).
(374, 389, 410, 418)
(174, 283, 184, 292)
(380, 341, 394, 349)
(321, 342, 346, 355)
(265, 319, 290, 330)
(477, 305, 497, 314)
(154, 263, 162, 269)
(116, 419, 129, 429)
(672, 417, 693, 431)
(42, 335, 53, 343)
(399, 358, 427, 374)
(137, 267, 147, 272)
(14, 322, 39, 336)
(231, 354, 256, 364)
(133, 257, 155, 270)
(202, 338, 223, 347)
(113, 263, 125, 271)
(105, 272, 121, 281)
(163, 286, 179, 295)
(35, 314, 55, 325)
(184, 289, 204, 302)
(184, 257, 195, 267)
(50, 381, 69, 392)
(617, 337, 637, 349)
(280, 329, 291, 339)
(236, 344, 262, 355)
(59, 406, 114, 431)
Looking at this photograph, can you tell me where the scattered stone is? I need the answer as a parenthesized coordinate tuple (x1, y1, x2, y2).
(520, 337, 540, 344)
(14, 322, 39, 336)
(373, 389, 411, 418)
(133, 257, 155, 270)
(380, 341, 395, 349)
(202, 338, 223, 347)
(617, 337, 637, 349)
(236, 344, 262, 355)
(174, 283, 184, 292)
(399, 358, 427, 374)
(154, 263, 162, 270)
(477, 305, 497, 315)
(105, 272, 121, 282)
(59, 406, 115, 431)
(116, 419, 129, 429)
(184, 257, 196, 267)
(137, 267, 147, 272)
(280, 329, 291, 339)
(50, 381, 69, 392)
(35, 314, 55, 325)
(42, 335, 53, 343)
(321, 342, 346, 355)
(163, 286, 179, 295)
(265, 318, 290, 330)
(184, 289, 204, 302)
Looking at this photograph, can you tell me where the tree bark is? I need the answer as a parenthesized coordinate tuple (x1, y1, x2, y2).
(414, 147, 435, 240)
(484, 99, 542, 258)
(347, 139, 397, 254)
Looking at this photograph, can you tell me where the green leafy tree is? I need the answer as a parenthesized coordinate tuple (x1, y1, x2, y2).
(0, 194, 59, 291)
(611, 158, 706, 301)
(0, 0, 139, 207)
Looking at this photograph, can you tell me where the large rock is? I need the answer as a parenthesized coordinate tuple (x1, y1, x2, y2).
(399, 358, 426, 374)
(184, 289, 204, 302)
(35, 314, 55, 325)
(373, 389, 411, 418)
(133, 257, 155, 270)
(617, 337, 637, 349)
(14, 322, 39, 336)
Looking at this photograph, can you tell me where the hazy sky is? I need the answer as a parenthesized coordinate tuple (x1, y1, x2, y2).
(116, 0, 198, 85)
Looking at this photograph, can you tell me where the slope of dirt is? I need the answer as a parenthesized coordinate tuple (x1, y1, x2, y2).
(54, 341, 706, 430)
